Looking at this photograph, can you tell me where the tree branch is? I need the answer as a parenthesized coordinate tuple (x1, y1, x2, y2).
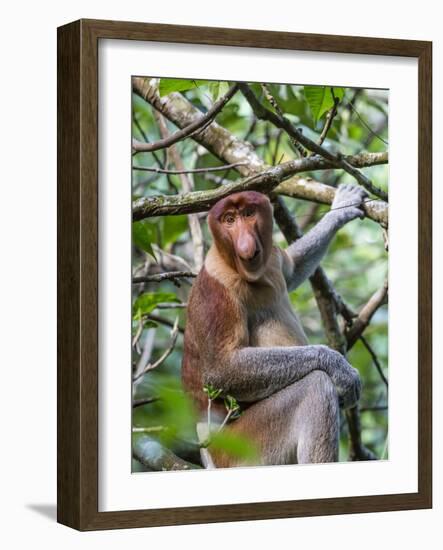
(153, 109, 206, 270)
(133, 161, 248, 175)
(238, 83, 388, 201)
(133, 397, 159, 408)
(345, 407, 377, 461)
(317, 90, 340, 147)
(133, 435, 201, 471)
(346, 280, 389, 349)
(360, 335, 388, 389)
(133, 317, 180, 381)
(133, 154, 388, 225)
(133, 166, 285, 220)
(132, 82, 239, 153)
(133, 271, 197, 284)
(147, 314, 185, 334)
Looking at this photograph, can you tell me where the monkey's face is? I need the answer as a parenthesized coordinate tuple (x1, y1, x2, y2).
(208, 191, 273, 282)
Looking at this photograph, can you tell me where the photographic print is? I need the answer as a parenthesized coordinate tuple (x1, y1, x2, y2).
(131, 77, 389, 472)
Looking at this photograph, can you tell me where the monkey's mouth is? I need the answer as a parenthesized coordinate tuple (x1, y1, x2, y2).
(240, 248, 262, 271)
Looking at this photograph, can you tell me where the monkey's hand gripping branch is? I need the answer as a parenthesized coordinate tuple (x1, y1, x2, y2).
(283, 184, 368, 291)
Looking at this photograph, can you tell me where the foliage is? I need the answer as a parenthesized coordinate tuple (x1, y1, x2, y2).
(132, 78, 388, 470)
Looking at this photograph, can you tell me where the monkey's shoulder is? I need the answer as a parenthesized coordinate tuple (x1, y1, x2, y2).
(186, 266, 248, 349)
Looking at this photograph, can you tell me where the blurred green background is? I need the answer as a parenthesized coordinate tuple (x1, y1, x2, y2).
(131, 80, 388, 470)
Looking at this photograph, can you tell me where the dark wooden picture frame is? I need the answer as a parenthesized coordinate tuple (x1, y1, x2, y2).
(57, 19, 432, 531)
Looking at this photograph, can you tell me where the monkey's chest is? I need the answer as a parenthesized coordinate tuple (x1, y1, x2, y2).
(247, 300, 308, 348)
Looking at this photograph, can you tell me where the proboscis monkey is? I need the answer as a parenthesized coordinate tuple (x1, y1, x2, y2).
(182, 185, 367, 467)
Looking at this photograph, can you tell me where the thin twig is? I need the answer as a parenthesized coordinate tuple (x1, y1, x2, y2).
(133, 325, 156, 379)
(348, 100, 389, 145)
(298, 203, 321, 230)
(132, 161, 248, 175)
(272, 129, 284, 166)
(155, 302, 187, 309)
(132, 318, 144, 349)
(133, 426, 166, 433)
(218, 410, 234, 433)
(132, 84, 239, 153)
(360, 335, 389, 389)
(262, 83, 307, 158)
(316, 89, 340, 147)
(133, 397, 159, 408)
(133, 317, 180, 381)
(147, 314, 185, 334)
(151, 245, 194, 273)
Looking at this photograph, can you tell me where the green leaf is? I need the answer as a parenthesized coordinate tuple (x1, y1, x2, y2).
(159, 79, 208, 96)
(210, 431, 259, 461)
(209, 82, 220, 101)
(162, 215, 189, 246)
(142, 320, 158, 330)
(152, 382, 198, 445)
(133, 221, 156, 259)
(132, 292, 179, 319)
(303, 86, 344, 122)
(224, 395, 240, 413)
(203, 383, 223, 401)
(209, 81, 230, 101)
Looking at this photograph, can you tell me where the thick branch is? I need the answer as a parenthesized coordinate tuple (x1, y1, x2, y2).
(275, 175, 388, 227)
(132, 83, 239, 152)
(133, 166, 286, 220)
(133, 435, 200, 471)
(345, 408, 377, 461)
(133, 271, 197, 284)
(133, 155, 388, 225)
(346, 280, 389, 349)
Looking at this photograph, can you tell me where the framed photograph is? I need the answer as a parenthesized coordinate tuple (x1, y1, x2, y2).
(57, 19, 432, 530)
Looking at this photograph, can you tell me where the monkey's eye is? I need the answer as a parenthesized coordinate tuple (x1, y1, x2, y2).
(243, 207, 256, 218)
(223, 213, 236, 225)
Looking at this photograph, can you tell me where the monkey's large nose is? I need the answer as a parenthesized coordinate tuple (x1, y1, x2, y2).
(237, 232, 257, 261)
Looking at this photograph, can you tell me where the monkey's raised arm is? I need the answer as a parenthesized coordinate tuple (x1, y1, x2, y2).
(208, 344, 360, 408)
(281, 184, 368, 291)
